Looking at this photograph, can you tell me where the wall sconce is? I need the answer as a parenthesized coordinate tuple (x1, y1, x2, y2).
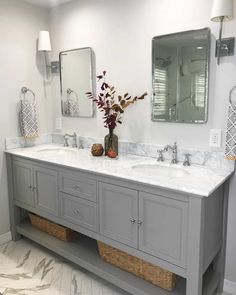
(211, 0, 234, 65)
(38, 30, 59, 77)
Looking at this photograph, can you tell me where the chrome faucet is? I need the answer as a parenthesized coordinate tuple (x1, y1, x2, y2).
(164, 142, 178, 164)
(64, 132, 77, 148)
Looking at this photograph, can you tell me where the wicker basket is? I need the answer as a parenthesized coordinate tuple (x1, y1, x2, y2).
(97, 241, 179, 292)
(29, 213, 77, 242)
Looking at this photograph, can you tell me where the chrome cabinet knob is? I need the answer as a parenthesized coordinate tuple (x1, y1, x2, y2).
(130, 218, 136, 224)
(32, 186, 37, 191)
(138, 221, 143, 226)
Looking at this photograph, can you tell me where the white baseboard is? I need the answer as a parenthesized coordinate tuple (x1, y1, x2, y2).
(224, 279, 236, 295)
(0, 231, 12, 246)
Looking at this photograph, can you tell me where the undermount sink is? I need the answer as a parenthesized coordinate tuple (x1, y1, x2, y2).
(131, 163, 189, 178)
(37, 147, 77, 156)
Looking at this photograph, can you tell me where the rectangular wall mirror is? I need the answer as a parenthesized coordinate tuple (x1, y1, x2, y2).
(152, 28, 210, 123)
(60, 47, 95, 118)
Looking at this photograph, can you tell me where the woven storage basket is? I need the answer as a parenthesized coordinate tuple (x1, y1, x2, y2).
(97, 241, 179, 292)
(29, 213, 77, 242)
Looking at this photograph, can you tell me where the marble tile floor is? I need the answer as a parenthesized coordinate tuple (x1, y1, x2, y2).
(0, 239, 232, 295)
(0, 238, 129, 295)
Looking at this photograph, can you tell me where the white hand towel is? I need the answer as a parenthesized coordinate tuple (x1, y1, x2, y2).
(64, 99, 79, 116)
(20, 99, 39, 139)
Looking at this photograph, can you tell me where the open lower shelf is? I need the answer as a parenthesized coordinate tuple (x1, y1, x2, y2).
(16, 219, 186, 295)
(16, 220, 219, 295)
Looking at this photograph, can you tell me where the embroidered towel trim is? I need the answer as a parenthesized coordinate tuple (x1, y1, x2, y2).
(20, 99, 39, 139)
(225, 102, 236, 160)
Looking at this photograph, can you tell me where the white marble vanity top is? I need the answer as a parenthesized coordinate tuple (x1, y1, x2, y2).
(6, 144, 234, 197)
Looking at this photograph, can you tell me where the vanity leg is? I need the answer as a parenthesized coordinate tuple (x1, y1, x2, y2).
(213, 180, 229, 293)
(10, 206, 21, 241)
(186, 274, 203, 295)
(186, 197, 205, 295)
(6, 155, 21, 241)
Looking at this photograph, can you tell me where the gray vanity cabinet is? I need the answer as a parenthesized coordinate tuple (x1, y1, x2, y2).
(99, 182, 138, 248)
(138, 192, 188, 268)
(13, 160, 34, 207)
(33, 165, 58, 216)
(7, 154, 229, 295)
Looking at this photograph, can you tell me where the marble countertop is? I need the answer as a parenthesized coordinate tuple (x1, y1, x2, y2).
(6, 144, 234, 197)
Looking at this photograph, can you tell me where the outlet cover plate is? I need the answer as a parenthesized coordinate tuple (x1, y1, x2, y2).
(209, 129, 222, 148)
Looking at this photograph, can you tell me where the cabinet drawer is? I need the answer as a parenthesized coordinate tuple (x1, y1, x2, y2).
(59, 171, 97, 202)
(60, 192, 98, 232)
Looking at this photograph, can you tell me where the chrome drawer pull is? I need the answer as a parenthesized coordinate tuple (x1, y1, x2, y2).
(73, 209, 80, 215)
(73, 185, 80, 191)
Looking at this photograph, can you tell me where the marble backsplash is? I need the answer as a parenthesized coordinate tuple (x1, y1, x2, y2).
(5, 133, 53, 150)
(5, 133, 235, 173)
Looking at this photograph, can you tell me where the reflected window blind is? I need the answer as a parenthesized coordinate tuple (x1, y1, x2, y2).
(194, 73, 205, 108)
(153, 67, 167, 116)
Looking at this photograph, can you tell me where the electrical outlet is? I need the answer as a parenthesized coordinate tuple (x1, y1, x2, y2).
(209, 129, 222, 148)
(56, 117, 62, 130)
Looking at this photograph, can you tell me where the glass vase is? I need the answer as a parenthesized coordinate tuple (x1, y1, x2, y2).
(104, 128, 118, 155)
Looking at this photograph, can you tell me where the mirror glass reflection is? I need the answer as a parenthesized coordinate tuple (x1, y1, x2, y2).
(152, 28, 210, 123)
(60, 47, 94, 118)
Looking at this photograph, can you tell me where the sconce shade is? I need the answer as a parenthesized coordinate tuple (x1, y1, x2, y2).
(38, 31, 52, 51)
(211, 0, 234, 22)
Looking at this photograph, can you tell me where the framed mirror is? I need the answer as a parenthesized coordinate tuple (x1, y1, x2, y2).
(152, 28, 210, 123)
(60, 47, 95, 118)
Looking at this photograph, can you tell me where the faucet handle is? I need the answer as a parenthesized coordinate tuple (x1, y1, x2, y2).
(183, 153, 192, 166)
(64, 137, 69, 147)
(72, 132, 78, 148)
(157, 149, 165, 162)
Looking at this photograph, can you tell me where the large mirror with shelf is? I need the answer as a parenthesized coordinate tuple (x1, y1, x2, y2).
(152, 28, 210, 123)
(60, 47, 95, 118)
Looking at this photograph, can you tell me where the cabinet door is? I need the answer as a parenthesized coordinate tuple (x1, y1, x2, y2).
(33, 165, 59, 216)
(13, 160, 34, 207)
(139, 192, 188, 267)
(99, 182, 138, 248)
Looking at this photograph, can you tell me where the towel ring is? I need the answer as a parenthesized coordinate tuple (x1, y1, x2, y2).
(229, 86, 236, 105)
(20, 87, 35, 101)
